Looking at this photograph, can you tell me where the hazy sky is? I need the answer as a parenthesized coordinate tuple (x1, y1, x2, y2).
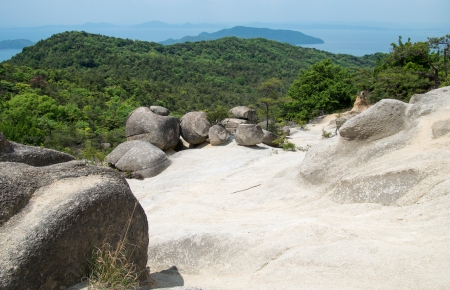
(0, 0, 449, 27)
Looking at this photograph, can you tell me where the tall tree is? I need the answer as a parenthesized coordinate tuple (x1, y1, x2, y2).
(428, 34, 450, 79)
(258, 78, 283, 130)
(389, 36, 441, 88)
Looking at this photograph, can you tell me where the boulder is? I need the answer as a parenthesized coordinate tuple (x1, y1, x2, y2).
(0, 133, 75, 166)
(180, 112, 212, 145)
(222, 118, 250, 133)
(431, 119, 450, 139)
(235, 124, 264, 146)
(339, 99, 409, 141)
(230, 106, 257, 121)
(126, 107, 180, 150)
(150, 105, 170, 116)
(281, 126, 291, 136)
(105, 140, 170, 178)
(262, 129, 279, 147)
(209, 124, 230, 146)
(0, 160, 150, 289)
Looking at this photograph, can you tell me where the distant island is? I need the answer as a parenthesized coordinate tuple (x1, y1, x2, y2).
(0, 39, 35, 50)
(159, 26, 324, 45)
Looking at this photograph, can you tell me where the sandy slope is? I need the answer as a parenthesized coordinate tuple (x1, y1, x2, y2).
(127, 111, 450, 290)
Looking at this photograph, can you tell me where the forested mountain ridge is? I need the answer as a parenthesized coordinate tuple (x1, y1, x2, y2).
(0, 39, 35, 50)
(8, 31, 379, 112)
(159, 26, 324, 45)
(1, 31, 381, 160)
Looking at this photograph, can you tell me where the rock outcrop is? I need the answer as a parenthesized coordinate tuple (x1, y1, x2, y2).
(0, 132, 75, 166)
(105, 140, 170, 178)
(126, 107, 180, 150)
(351, 90, 370, 113)
(336, 91, 370, 132)
(0, 160, 150, 289)
(300, 87, 450, 206)
(180, 112, 212, 145)
(208, 124, 230, 146)
(235, 124, 264, 146)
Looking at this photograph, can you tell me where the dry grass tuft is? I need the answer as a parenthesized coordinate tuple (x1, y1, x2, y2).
(87, 203, 140, 290)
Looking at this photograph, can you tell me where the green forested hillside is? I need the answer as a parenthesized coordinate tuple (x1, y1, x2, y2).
(8, 31, 378, 114)
(1, 31, 380, 160)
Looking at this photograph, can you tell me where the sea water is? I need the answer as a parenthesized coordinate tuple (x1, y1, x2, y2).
(0, 49, 21, 62)
(298, 28, 446, 56)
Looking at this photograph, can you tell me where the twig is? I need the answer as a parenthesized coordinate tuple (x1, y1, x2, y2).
(230, 184, 261, 194)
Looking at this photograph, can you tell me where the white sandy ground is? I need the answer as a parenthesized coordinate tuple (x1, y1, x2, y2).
(119, 114, 450, 290)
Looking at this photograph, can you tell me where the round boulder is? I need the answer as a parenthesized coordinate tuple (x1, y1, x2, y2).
(0, 161, 150, 289)
(180, 112, 212, 145)
(235, 124, 264, 146)
(340, 99, 409, 141)
(125, 107, 180, 150)
(150, 105, 170, 116)
(262, 129, 279, 147)
(105, 140, 170, 178)
(281, 126, 291, 136)
(230, 106, 257, 121)
(208, 124, 230, 146)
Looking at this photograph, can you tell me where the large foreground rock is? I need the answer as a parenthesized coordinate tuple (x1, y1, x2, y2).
(208, 124, 230, 146)
(180, 112, 212, 145)
(235, 124, 264, 146)
(0, 132, 75, 166)
(0, 161, 150, 289)
(105, 140, 170, 178)
(126, 107, 180, 150)
(301, 87, 450, 206)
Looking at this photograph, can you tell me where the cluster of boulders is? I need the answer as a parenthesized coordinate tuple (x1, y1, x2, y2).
(0, 133, 151, 289)
(221, 106, 256, 133)
(106, 105, 283, 179)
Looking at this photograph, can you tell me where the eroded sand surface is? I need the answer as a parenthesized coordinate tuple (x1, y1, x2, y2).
(128, 114, 450, 290)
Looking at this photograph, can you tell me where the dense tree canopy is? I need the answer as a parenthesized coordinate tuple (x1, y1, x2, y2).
(283, 59, 355, 121)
